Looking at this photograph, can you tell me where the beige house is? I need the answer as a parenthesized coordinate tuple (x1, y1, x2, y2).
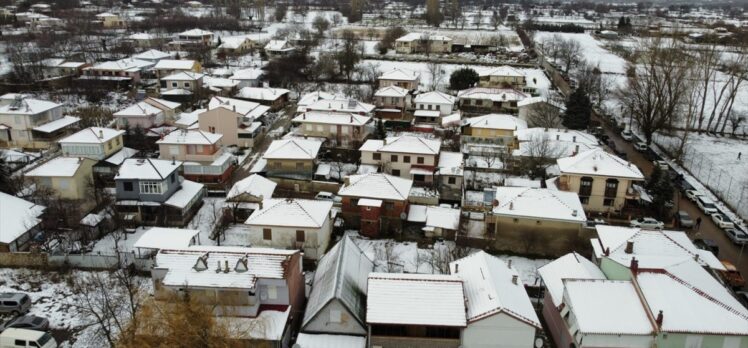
(0, 94, 79, 149)
(457, 88, 529, 114)
(461, 114, 528, 150)
(395, 33, 452, 54)
(478, 65, 527, 89)
(263, 138, 322, 181)
(153, 59, 202, 79)
(360, 135, 441, 186)
(378, 68, 420, 90)
(156, 129, 233, 184)
(198, 97, 269, 147)
(292, 111, 373, 148)
(555, 148, 645, 213)
(373, 86, 411, 114)
(26, 157, 97, 209)
(95, 12, 126, 28)
(114, 98, 180, 129)
(59, 127, 125, 160)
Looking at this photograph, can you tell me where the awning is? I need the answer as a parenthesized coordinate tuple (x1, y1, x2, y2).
(358, 198, 383, 207)
(410, 167, 434, 175)
(413, 110, 440, 117)
(32, 116, 80, 133)
(133, 227, 199, 250)
(633, 184, 652, 203)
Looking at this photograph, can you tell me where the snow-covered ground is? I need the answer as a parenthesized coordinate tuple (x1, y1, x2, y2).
(188, 197, 226, 246)
(90, 227, 149, 255)
(534, 32, 628, 75)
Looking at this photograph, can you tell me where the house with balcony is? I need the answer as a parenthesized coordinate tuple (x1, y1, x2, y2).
(229, 68, 264, 88)
(359, 135, 441, 186)
(0, 94, 79, 149)
(477, 65, 527, 89)
(151, 245, 304, 346)
(159, 71, 204, 97)
(264, 40, 296, 57)
(262, 138, 323, 184)
(554, 148, 645, 213)
(395, 33, 452, 54)
(300, 98, 375, 116)
(373, 86, 411, 119)
(461, 114, 527, 150)
(225, 174, 277, 220)
(413, 91, 456, 122)
(156, 129, 234, 184)
(296, 91, 338, 113)
(169, 28, 214, 49)
(114, 158, 204, 226)
(337, 173, 412, 237)
(59, 127, 125, 160)
(198, 96, 269, 147)
(292, 111, 373, 148)
(0, 192, 45, 253)
(81, 58, 154, 86)
(153, 59, 201, 79)
(114, 97, 180, 129)
(366, 273, 466, 348)
(378, 68, 420, 90)
(235, 87, 290, 111)
(26, 157, 97, 211)
(457, 88, 529, 114)
(302, 236, 374, 336)
(244, 198, 334, 260)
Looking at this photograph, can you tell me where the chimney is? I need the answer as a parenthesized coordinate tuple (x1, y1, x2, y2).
(572, 209, 578, 217)
(454, 263, 459, 273)
(507, 259, 512, 268)
(223, 260, 229, 273)
(625, 240, 634, 254)
(604, 247, 610, 256)
(98, 129, 104, 139)
(572, 135, 577, 142)
(511, 275, 518, 285)
(232, 105, 236, 112)
(343, 176, 351, 186)
(172, 156, 175, 165)
(630, 257, 639, 274)
(509, 202, 514, 210)
(556, 134, 560, 140)
(215, 260, 221, 273)
(655, 310, 663, 329)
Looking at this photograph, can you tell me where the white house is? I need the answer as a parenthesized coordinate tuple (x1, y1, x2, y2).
(413, 91, 456, 116)
(0, 192, 45, 252)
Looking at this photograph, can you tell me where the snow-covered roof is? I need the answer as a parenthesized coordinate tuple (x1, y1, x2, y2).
(59, 127, 123, 144)
(26, 157, 90, 177)
(263, 138, 321, 160)
(438, 151, 463, 176)
(414, 91, 455, 105)
(115, 158, 181, 180)
(128, 33, 158, 41)
(133, 49, 171, 61)
(396, 32, 452, 42)
(374, 86, 409, 98)
(338, 173, 413, 201)
(114, 101, 164, 118)
(219, 36, 251, 50)
(178, 28, 213, 37)
(164, 180, 204, 209)
(303, 98, 375, 114)
(264, 39, 294, 52)
(557, 148, 644, 179)
(208, 96, 268, 118)
(229, 68, 263, 81)
(373, 135, 442, 155)
(218, 308, 290, 341)
(303, 236, 374, 329)
(492, 187, 586, 222)
(294, 334, 366, 348)
(425, 206, 460, 230)
(450, 251, 541, 327)
(155, 245, 298, 290)
(154, 59, 197, 71)
(133, 227, 199, 250)
(0, 192, 44, 244)
(0, 95, 61, 115)
(104, 147, 138, 165)
(366, 273, 466, 327)
(32, 116, 80, 133)
(297, 91, 337, 108)
(592, 226, 725, 271)
(457, 87, 529, 102)
(537, 253, 605, 306)
(563, 279, 654, 335)
(517, 96, 565, 109)
(293, 111, 371, 126)
(478, 65, 525, 78)
(465, 114, 527, 130)
(378, 68, 419, 81)
(156, 129, 221, 145)
(413, 109, 440, 118)
(203, 76, 239, 89)
(235, 87, 290, 101)
(226, 174, 276, 201)
(87, 58, 153, 72)
(174, 109, 204, 127)
(146, 97, 181, 110)
(245, 198, 332, 228)
(516, 128, 598, 145)
(161, 71, 204, 81)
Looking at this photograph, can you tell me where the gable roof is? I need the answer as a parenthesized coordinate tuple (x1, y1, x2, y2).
(154, 59, 197, 71)
(464, 114, 528, 130)
(156, 129, 222, 145)
(492, 187, 586, 222)
(161, 71, 205, 81)
(59, 127, 124, 144)
(208, 96, 269, 118)
(263, 138, 322, 160)
(457, 87, 529, 102)
(304, 98, 375, 114)
(114, 101, 164, 118)
(115, 158, 181, 180)
(236, 87, 290, 101)
(374, 86, 409, 98)
(376, 135, 441, 155)
(302, 236, 374, 329)
(478, 65, 525, 78)
(0, 95, 61, 115)
(450, 251, 541, 328)
(537, 252, 606, 306)
(26, 157, 90, 177)
(557, 148, 644, 179)
(563, 279, 654, 335)
(226, 174, 277, 201)
(337, 173, 413, 201)
(293, 111, 371, 126)
(0, 192, 45, 244)
(414, 91, 455, 104)
(245, 198, 333, 228)
(132, 49, 171, 61)
(379, 68, 420, 81)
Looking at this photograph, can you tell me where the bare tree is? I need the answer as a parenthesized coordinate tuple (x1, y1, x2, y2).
(518, 133, 564, 179)
(526, 102, 563, 128)
(490, 10, 502, 30)
(426, 61, 444, 91)
(557, 38, 582, 74)
(473, 9, 483, 29)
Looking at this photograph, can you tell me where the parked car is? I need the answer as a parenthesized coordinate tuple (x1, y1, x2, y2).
(0, 293, 30, 316)
(0, 328, 56, 348)
(634, 142, 648, 152)
(653, 160, 669, 171)
(711, 213, 735, 229)
(314, 191, 342, 204)
(585, 218, 607, 228)
(621, 129, 633, 141)
(630, 217, 664, 230)
(685, 189, 701, 202)
(696, 196, 719, 215)
(675, 210, 694, 228)
(718, 260, 745, 288)
(693, 238, 719, 256)
(724, 228, 748, 245)
(0, 316, 49, 333)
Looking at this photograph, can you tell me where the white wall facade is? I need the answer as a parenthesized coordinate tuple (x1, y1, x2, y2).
(461, 313, 536, 348)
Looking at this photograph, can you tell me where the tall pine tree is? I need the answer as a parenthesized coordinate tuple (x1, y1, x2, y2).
(562, 88, 592, 130)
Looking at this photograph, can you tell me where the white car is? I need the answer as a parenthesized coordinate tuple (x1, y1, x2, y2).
(653, 160, 669, 171)
(634, 142, 648, 152)
(630, 217, 665, 230)
(711, 213, 735, 229)
(696, 196, 719, 215)
(621, 129, 633, 141)
(685, 190, 701, 202)
(314, 191, 342, 204)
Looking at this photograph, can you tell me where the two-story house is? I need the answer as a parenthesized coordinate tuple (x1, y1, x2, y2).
(437, 151, 463, 202)
(378, 68, 420, 90)
(0, 94, 79, 149)
(156, 129, 234, 184)
(0, 192, 45, 253)
(131, 49, 172, 63)
(198, 96, 269, 147)
(95, 12, 126, 28)
(300, 98, 375, 115)
(81, 58, 154, 85)
(395, 33, 452, 54)
(457, 88, 529, 114)
(59, 127, 125, 160)
(373, 86, 411, 119)
(264, 40, 296, 57)
(337, 173, 413, 237)
(244, 198, 334, 260)
(153, 59, 201, 79)
(292, 111, 373, 148)
(175, 29, 214, 45)
(225, 174, 277, 220)
(115, 158, 204, 226)
(159, 71, 205, 95)
(359, 135, 441, 186)
(413, 91, 456, 122)
(263, 138, 322, 184)
(235, 87, 290, 111)
(151, 245, 304, 346)
(555, 148, 645, 213)
(477, 65, 527, 89)
(114, 97, 181, 129)
(26, 157, 97, 211)
(461, 114, 528, 150)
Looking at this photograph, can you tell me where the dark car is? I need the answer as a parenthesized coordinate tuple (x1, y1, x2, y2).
(0, 315, 49, 333)
(693, 238, 719, 257)
(675, 210, 694, 228)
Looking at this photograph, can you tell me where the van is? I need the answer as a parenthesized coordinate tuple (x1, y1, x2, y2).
(696, 196, 718, 215)
(0, 294, 31, 316)
(0, 328, 56, 348)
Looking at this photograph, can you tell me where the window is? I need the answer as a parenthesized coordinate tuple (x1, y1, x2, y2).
(341, 126, 349, 134)
(384, 202, 394, 210)
(296, 162, 304, 170)
(605, 179, 619, 198)
(267, 285, 278, 299)
(15, 340, 26, 346)
(427, 104, 433, 110)
(579, 177, 593, 197)
(603, 198, 614, 206)
(448, 177, 456, 184)
(58, 178, 70, 190)
(419, 104, 424, 110)
(171, 82, 178, 88)
(184, 82, 191, 88)
(580, 196, 590, 204)
(391, 169, 400, 176)
(306, 124, 313, 131)
(115, 137, 120, 145)
(139, 180, 167, 194)
(413, 174, 425, 182)
(171, 173, 175, 183)
(263, 228, 272, 240)
(169, 145, 180, 155)
(403, 156, 411, 163)
(330, 309, 342, 323)
(436, 105, 441, 111)
(372, 153, 381, 160)
(417, 157, 424, 164)
(317, 125, 324, 131)
(209, 126, 216, 133)
(123, 182, 133, 191)
(390, 155, 398, 162)
(296, 230, 305, 242)
(513, 218, 519, 223)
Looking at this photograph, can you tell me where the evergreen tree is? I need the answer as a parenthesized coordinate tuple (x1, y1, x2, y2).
(646, 166, 662, 191)
(650, 173, 674, 218)
(449, 68, 479, 90)
(375, 118, 386, 139)
(562, 88, 592, 130)
(0, 155, 15, 195)
(426, 0, 443, 27)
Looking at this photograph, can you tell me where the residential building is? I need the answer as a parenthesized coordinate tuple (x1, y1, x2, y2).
(407, 205, 460, 238)
(81, 58, 154, 85)
(413, 91, 456, 117)
(302, 236, 374, 335)
(461, 114, 528, 150)
(366, 273, 466, 348)
(373, 86, 411, 119)
(198, 96, 269, 147)
(263, 138, 322, 182)
(114, 97, 180, 129)
(457, 88, 529, 113)
(292, 111, 373, 148)
(359, 135, 441, 185)
(245, 198, 334, 260)
(153, 59, 201, 79)
(378, 68, 420, 90)
(395, 33, 452, 54)
(95, 12, 125, 28)
(264, 40, 295, 57)
(151, 245, 304, 346)
(296, 91, 338, 113)
(217, 36, 254, 54)
(156, 129, 234, 184)
(173, 28, 214, 46)
(300, 98, 375, 116)
(26, 157, 97, 208)
(59, 127, 124, 160)
(114, 158, 204, 226)
(487, 187, 587, 256)
(124, 33, 164, 48)
(513, 128, 600, 159)
(450, 251, 541, 348)
(225, 174, 277, 220)
(0, 94, 79, 149)
(203, 76, 239, 96)
(436, 151, 463, 202)
(235, 87, 290, 111)
(337, 173, 413, 237)
(40, 59, 88, 79)
(477, 65, 527, 89)
(229, 68, 263, 88)
(554, 148, 645, 213)
(131, 49, 171, 63)
(294, 334, 365, 348)
(92, 147, 139, 185)
(517, 97, 566, 127)
(0, 192, 45, 252)
(159, 71, 204, 94)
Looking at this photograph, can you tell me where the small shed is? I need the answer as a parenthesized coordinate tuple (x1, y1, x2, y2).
(133, 227, 200, 258)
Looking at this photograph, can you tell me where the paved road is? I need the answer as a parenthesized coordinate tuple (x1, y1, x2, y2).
(597, 115, 748, 286)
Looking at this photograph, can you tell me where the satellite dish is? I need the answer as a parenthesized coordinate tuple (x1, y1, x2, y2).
(534, 337, 544, 348)
(400, 212, 407, 220)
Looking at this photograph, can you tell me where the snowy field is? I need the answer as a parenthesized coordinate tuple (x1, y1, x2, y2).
(534, 32, 628, 75)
